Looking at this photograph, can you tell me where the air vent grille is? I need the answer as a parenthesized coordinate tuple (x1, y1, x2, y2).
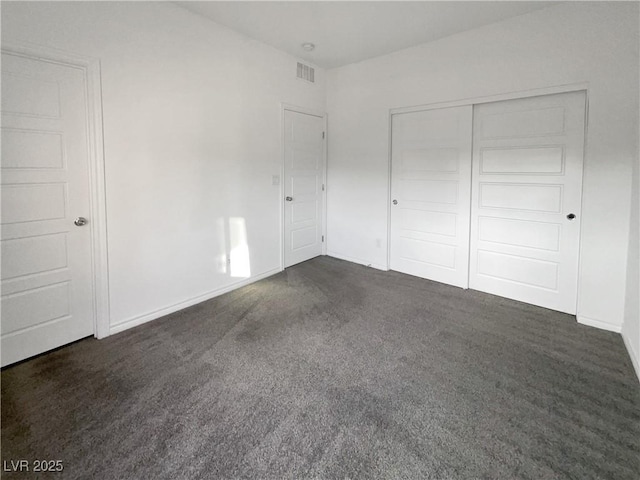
(297, 62, 315, 83)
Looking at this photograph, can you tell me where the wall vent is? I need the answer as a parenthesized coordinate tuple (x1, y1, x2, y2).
(297, 62, 315, 83)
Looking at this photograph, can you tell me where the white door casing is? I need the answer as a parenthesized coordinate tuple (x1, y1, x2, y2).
(1, 51, 96, 365)
(469, 91, 586, 314)
(283, 109, 325, 268)
(390, 105, 473, 288)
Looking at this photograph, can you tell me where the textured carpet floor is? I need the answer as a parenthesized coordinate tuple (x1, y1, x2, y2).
(2, 256, 639, 479)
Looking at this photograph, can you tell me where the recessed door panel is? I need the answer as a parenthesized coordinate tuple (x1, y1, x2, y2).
(400, 237, 457, 269)
(480, 106, 566, 139)
(401, 209, 457, 237)
(1, 183, 67, 224)
(2, 129, 64, 169)
(479, 183, 562, 213)
(1, 72, 61, 117)
(292, 226, 317, 251)
(477, 250, 559, 290)
(402, 179, 458, 205)
(480, 146, 564, 174)
(399, 108, 461, 143)
(478, 217, 561, 251)
(402, 148, 459, 172)
(1, 282, 71, 334)
(292, 175, 317, 195)
(1, 234, 68, 279)
(292, 201, 317, 224)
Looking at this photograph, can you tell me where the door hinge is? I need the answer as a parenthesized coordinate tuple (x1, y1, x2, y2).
(322, 183, 325, 191)
(322, 131, 325, 139)
(322, 235, 325, 242)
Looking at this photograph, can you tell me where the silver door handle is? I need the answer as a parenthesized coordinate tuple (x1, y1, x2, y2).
(74, 217, 88, 226)
(285, 196, 293, 201)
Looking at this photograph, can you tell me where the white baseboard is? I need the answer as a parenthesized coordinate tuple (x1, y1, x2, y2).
(622, 330, 640, 384)
(109, 268, 281, 335)
(326, 251, 388, 271)
(577, 315, 622, 333)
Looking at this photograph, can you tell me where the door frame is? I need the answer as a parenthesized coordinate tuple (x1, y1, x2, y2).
(387, 82, 589, 311)
(280, 103, 328, 270)
(2, 42, 110, 339)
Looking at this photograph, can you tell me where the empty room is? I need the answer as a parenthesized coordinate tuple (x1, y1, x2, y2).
(1, 1, 639, 478)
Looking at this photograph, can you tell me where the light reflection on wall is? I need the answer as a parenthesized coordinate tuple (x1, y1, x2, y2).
(229, 217, 251, 278)
(216, 216, 228, 274)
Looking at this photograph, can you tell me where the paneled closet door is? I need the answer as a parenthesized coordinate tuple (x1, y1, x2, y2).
(390, 106, 473, 288)
(469, 91, 586, 314)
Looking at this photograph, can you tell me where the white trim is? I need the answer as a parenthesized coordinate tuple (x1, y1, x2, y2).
(575, 92, 591, 324)
(577, 315, 622, 333)
(622, 331, 640, 383)
(109, 267, 281, 335)
(322, 114, 328, 257)
(385, 109, 393, 271)
(280, 106, 286, 271)
(327, 252, 388, 272)
(390, 82, 590, 116)
(1, 42, 111, 339)
(280, 103, 328, 269)
(281, 102, 326, 119)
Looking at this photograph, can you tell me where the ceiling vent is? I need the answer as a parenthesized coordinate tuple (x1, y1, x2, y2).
(297, 62, 315, 83)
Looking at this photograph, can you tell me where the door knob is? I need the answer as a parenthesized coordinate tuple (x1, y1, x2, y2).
(285, 196, 293, 202)
(566, 213, 576, 220)
(392, 199, 398, 205)
(74, 217, 88, 226)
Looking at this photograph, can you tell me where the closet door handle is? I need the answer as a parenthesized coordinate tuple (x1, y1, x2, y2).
(285, 196, 293, 202)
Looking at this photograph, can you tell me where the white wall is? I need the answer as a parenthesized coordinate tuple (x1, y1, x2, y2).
(2, 1, 326, 332)
(326, 2, 639, 332)
(622, 134, 640, 381)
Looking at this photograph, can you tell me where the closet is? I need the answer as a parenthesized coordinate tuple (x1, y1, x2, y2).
(390, 91, 586, 314)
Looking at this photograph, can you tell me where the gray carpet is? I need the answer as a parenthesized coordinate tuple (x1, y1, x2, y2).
(2, 256, 639, 479)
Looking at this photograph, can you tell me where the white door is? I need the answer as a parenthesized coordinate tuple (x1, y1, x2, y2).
(469, 91, 586, 314)
(390, 106, 473, 288)
(1, 51, 94, 366)
(283, 109, 325, 268)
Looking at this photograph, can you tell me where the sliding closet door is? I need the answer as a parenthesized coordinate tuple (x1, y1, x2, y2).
(469, 91, 586, 314)
(390, 106, 473, 288)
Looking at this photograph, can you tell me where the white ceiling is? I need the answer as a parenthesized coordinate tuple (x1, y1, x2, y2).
(175, 1, 557, 69)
